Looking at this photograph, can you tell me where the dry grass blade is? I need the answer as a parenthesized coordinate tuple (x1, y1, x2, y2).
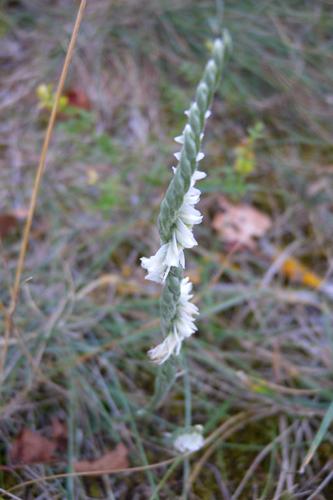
(0, 0, 87, 376)
(8, 458, 176, 493)
(0, 488, 22, 500)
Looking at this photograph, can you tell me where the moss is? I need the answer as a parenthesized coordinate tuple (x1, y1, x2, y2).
(192, 417, 279, 498)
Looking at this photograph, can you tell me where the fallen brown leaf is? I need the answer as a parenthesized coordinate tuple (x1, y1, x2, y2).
(51, 417, 67, 452)
(74, 443, 129, 473)
(212, 197, 271, 250)
(10, 428, 57, 464)
(0, 209, 28, 238)
(10, 418, 67, 465)
(65, 88, 91, 110)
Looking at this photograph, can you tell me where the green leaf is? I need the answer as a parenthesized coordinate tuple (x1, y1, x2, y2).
(300, 399, 333, 473)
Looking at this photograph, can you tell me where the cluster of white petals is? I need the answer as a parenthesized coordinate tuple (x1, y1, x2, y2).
(173, 425, 204, 453)
(148, 278, 199, 364)
(141, 132, 206, 284)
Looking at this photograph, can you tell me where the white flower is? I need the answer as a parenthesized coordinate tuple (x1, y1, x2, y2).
(147, 328, 182, 365)
(174, 151, 205, 162)
(174, 425, 204, 453)
(174, 132, 203, 144)
(174, 124, 192, 145)
(141, 234, 185, 283)
(148, 277, 199, 364)
(174, 135, 184, 145)
(185, 103, 212, 121)
(175, 218, 198, 248)
(141, 169, 206, 283)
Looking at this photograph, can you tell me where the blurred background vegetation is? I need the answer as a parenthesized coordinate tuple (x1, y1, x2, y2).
(1, 0, 333, 498)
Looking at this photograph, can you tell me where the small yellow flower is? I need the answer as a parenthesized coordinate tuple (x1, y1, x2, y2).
(234, 122, 264, 176)
(234, 139, 255, 175)
(36, 83, 68, 111)
(86, 168, 99, 186)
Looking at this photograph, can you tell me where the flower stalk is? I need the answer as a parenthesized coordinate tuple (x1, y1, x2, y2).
(142, 33, 231, 364)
